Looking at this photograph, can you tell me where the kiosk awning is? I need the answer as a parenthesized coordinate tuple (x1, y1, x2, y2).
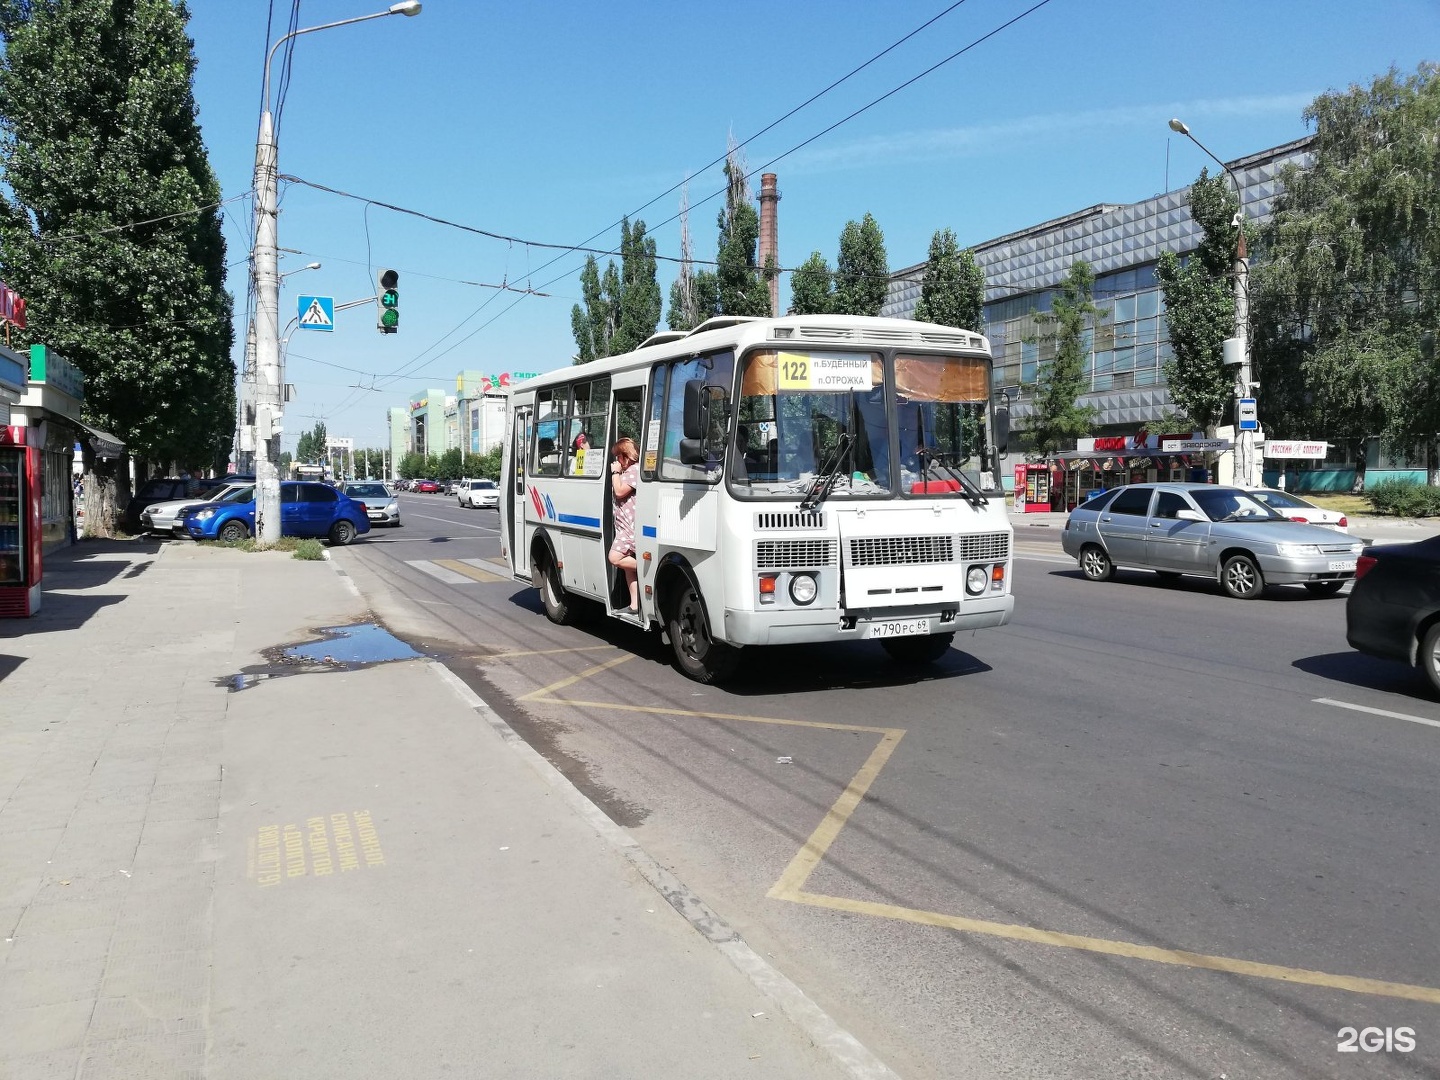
(77, 420, 124, 460)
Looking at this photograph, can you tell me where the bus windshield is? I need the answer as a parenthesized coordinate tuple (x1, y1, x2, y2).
(730, 349, 996, 498)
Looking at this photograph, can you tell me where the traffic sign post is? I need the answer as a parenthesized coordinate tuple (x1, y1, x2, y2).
(297, 295, 335, 332)
(1238, 397, 1258, 432)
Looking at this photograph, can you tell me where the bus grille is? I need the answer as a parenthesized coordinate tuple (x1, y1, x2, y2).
(756, 539, 837, 570)
(849, 535, 955, 567)
(795, 325, 982, 349)
(756, 511, 825, 530)
(958, 532, 1011, 561)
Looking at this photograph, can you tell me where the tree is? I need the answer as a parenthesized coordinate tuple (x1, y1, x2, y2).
(295, 421, 327, 465)
(1028, 261, 1100, 457)
(833, 213, 889, 316)
(913, 228, 985, 331)
(0, 0, 234, 533)
(1155, 171, 1246, 435)
(789, 251, 833, 314)
(714, 160, 770, 317)
(571, 217, 661, 361)
(1251, 64, 1440, 473)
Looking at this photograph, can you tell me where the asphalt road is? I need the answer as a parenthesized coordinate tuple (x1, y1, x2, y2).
(342, 493, 1440, 1080)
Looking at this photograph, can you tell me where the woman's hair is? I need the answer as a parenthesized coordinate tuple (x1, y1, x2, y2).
(612, 437, 638, 465)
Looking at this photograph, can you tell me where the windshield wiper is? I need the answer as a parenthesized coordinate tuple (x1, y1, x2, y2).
(915, 446, 989, 509)
(800, 432, 852, 511)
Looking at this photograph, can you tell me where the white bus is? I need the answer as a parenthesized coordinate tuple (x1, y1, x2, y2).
(499, 314, 1014, 683)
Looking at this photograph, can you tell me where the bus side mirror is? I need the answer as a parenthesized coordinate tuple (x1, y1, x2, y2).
(993, 406, 1010, 456)
(680, 379, 709, 464)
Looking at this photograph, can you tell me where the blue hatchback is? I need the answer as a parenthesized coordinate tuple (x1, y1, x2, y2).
(183, 481, 371, 545)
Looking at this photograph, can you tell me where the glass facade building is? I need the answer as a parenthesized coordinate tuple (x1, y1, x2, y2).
(882, 137, 1313, 434)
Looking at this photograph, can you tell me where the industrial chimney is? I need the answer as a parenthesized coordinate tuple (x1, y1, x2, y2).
(758, 173, 780, 316)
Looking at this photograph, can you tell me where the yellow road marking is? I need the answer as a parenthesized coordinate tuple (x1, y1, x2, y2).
(434, 558, 505, 583)
(513, 648, 1440, 1003)
(517, 655, 636, 701)
(768, 729, 904, 898)
(778, 889, 1440, 1004)
(490, 645, 621, 659)
(248, 812, 383, 885)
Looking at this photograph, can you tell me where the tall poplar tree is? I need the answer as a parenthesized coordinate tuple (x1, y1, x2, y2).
(571, 217, 661, 361)
(913, 228, 985, 331)
(833, 213, 889, 315)
(1155, 171, 1245, 435)
(1029, 261, 1100, 456)
(788, 252, 833, 315)
(0, 0, 234, 521)
(714, 160, 770, 317)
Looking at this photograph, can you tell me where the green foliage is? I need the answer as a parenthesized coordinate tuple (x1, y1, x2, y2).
(913, 229, 985, 331)
(0, 0, 234, 468)
(1028, 261, 1100, 456)
(398, 451, 426, 480)
(471, 444, 503, 480)
(1252, 64, 1440, 455)
(789, 251, 833, 314)
(1155, 171, 1245, 433)
(715, 172, 770, 317)
(570, 217, 661, 362)
(833, 213, 888, 316)
(437, 447, 463, 481)
(291, 538, 325, 560)
(1364, 477, 1440, 517)
(294, 421, 327, 464)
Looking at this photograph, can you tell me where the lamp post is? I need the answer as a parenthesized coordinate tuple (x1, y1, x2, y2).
(251, 2, 421, 544)
(1168, 118, 1259, 487)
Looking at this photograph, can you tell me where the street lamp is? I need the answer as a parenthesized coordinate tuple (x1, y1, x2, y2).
(280, 261, 322, 280)
(251, 2, 422, 544)
(1169, 118, 1259, 487)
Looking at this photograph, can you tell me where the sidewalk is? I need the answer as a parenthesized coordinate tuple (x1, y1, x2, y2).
(0, 541, 878, 1080)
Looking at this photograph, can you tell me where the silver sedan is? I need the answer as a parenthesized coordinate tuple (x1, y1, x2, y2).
(1060, 483, 1364, 599)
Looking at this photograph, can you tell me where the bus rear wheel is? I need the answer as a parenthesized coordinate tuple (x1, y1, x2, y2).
(881, 632, 955, 665)
(667, 584, 737, 684)
(539, 554, 575, 625)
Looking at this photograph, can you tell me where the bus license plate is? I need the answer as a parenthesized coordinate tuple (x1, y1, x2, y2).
(1328, 560, 1356, 572)
(867, 619, 929, 639)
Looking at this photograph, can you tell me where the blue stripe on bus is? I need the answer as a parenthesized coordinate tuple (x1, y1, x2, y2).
(641, 526, 656, 537)
(557, 513, 602, 528)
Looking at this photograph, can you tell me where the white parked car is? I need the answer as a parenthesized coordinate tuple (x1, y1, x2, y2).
(457, 479, 499, 509)
(1245, 488, 1349, 532)
(140, 482, 255, 537)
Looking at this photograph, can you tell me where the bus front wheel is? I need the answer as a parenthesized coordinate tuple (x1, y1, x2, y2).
(667, 584, 737, 684)
(539, 554, 575, 625)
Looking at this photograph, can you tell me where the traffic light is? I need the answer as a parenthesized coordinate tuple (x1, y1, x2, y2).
(377, 268, 399, 334)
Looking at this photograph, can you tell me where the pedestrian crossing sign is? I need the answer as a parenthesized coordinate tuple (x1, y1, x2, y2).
(297, 295, 334, 332)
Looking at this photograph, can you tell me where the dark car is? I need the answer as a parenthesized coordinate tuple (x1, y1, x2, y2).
(182, 481, 371, 545)
(1345, 535, 1440, 694)
(120, 477, 200, 533)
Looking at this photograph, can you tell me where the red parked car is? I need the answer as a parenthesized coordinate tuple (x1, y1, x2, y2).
(415, 479, 441, 493)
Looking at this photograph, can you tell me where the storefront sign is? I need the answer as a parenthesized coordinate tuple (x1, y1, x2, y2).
(1161, 438, 1231, 453)
(0, 281, 26, 330)
(1090, 436, 1129, 452)
(27, 344, 84, 401)
(1263, 440, 1328, 459)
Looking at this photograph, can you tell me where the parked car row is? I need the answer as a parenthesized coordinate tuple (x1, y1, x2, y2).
(392, 478, 500, 497)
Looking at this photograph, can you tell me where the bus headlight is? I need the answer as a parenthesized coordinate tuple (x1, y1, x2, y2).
(789, 573, 818, 605)
(966, 566, 989, 595)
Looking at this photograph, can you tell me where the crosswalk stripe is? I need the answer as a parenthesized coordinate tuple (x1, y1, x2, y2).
(434, 558, 506, 583)
(405, 560, 473, 585)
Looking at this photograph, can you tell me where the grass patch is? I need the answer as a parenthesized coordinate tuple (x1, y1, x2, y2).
(196, 535, 326, 556)
(1294, 493, 1371, 515)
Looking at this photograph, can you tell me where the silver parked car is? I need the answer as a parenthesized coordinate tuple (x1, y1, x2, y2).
(1060, 483, 1364, 599)
(341, 482, 401, 527)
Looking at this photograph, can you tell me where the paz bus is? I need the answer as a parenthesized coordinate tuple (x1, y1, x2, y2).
(499, 313, 1014, 683)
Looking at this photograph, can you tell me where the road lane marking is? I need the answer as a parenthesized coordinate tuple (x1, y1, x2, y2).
(776, 890, 1440, 1004)
(490, 645, 621, 658)
(406, 560, 472, 585)
(1315, 697, 1440, 730)
(505, 636, 1440, 1003)
(433, 557, 505, 583)
(404, 511, 501, 534)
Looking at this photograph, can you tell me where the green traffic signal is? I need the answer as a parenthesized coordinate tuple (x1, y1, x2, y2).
(377, 269, 399, 334)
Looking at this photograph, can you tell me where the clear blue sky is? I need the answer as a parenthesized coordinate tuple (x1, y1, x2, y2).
(185, 0, 1440, 453)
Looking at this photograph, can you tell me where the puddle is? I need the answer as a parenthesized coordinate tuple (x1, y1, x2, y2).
(218, 621, 428, 691)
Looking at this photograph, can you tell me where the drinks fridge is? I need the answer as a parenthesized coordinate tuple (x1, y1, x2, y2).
(0, 425, 43, 617)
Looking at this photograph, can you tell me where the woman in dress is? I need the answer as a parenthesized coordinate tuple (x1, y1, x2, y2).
(607, 437, 640, 612)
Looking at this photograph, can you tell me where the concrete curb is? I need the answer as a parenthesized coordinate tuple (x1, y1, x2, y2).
(425, 659, 904, 1080)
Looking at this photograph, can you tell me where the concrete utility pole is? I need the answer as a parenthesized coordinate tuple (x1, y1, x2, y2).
(249, 2, 422, 543)
(1168, 118, 1259, 487)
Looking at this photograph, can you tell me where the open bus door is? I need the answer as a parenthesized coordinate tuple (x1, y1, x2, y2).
(508, 406, 530, 579)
